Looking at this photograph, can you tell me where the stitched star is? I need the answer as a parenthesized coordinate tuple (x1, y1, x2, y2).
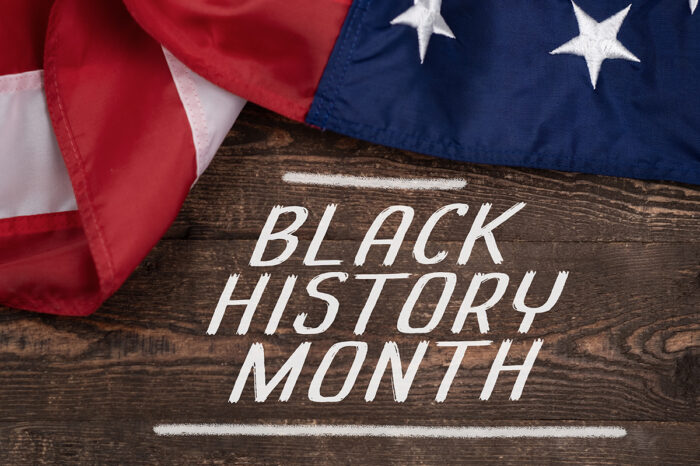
(391, 0, 455, 64)
(691, 0, 698, 14)
(550, 1, 640, 89)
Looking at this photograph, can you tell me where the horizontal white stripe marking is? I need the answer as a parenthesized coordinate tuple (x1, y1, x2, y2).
(0, 70, 43, 93)
(283, 172, 467, 190)
(0, 70, 77, 219)
(153, 424, 627, 438)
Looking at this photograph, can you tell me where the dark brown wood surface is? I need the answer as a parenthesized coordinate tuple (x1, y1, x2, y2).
(1, 104, 698, 464)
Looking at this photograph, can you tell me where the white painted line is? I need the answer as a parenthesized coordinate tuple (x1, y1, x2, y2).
(282, 172, 467, 190)
(153, 424, 627, 438)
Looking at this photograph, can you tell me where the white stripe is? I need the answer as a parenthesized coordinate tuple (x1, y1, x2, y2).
(162, 48, 245, 180)
(0, 70, 77, 220)
(0, 69, 43, 93)
(153, 424, 626, 438)
(283, 172, 467, 190)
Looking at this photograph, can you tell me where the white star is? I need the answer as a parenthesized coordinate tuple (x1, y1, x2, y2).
(391, 0, 455, 64)
(691, 0, 698, 14)
(550, 1, 640, 89)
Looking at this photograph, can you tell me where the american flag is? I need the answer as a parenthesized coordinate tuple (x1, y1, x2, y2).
(0, 0, 697, 315)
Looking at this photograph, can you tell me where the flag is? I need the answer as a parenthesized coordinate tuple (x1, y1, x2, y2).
(1, 0, 244, 315)
(1, 0, 697, 316)
(128, 0, 699, 183)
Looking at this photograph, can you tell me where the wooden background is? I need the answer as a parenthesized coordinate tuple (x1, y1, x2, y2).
(1, 104, 698, 464)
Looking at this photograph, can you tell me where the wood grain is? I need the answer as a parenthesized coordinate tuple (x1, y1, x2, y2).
(0, 104, 698, 464)
(168, 105, 700, 244)
(1, 422, 698, 465)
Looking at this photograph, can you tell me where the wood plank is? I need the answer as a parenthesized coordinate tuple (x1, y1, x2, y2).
(1, 421, 697, 464)
(0, 240, 696, 424)
(166, 105, 700, 243)
(1, 105, 698, 464)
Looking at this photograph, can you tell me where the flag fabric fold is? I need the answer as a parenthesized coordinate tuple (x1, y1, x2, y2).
(1, 0, 244, 315)
(0, 0, 697, 316)
(123, 0, 353, 122)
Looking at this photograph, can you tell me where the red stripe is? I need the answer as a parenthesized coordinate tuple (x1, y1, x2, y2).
(0, 225, 100, 316)
(0, 212, 99, 316)
(0, 0, 54, 74)
(0, 211, 81, 237)
(123, 0, 352, 122)
(0, 0, 198, 315)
